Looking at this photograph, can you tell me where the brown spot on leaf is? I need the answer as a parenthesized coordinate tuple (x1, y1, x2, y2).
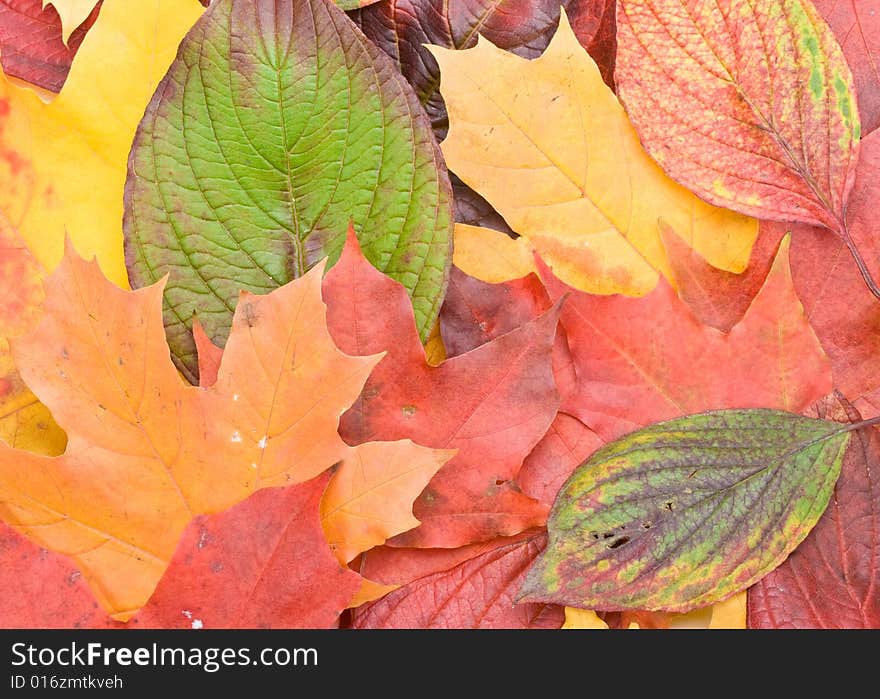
(243, 302, 258, 327)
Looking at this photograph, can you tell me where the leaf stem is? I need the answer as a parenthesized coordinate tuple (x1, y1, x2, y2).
(837, 219, 880, 301)
(835, 414, 880, 435)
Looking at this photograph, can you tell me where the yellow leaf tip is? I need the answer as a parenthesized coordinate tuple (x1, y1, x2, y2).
(557, 6, 572, 34)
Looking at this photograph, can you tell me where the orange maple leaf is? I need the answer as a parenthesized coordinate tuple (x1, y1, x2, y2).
(0, 242, 451, 619)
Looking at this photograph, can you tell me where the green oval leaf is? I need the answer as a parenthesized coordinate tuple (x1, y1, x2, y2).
(124, 0, 452, 382)
(518, 409, 851, 612)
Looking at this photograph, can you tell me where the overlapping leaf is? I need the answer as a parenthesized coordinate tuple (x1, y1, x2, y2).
(0, 0, 204, 290)
(452, 225, 535, 284)
(0, 0, 100, 92)
(793, 237, 880, 416)
(669, 130, 880, 417)
(520, 409, 851, 612)
(0, 521, 112, 628)
(1, 0, 876, 632)
(748, 395, 880, 628)
(124, 0, 453, 382)
(0, 472, 402, 629)
(132, 475, 362, 629)
(351, 0, 617, 139)
(433, 12, 757, 297)
(440, 265, 576, 398)
(192, 318, 222, 388)
(563, 594, 747, 629)
(324, 232, 559, 548)
(441, 266, 557, 359)
(0, 242, 451, 619)
(450, 178, 516, 234)
(0, 214, 64, 455)
(658, 222, 782, 333)
(541, 237, 831, 442)
(321, 440, 453, 565)
(439, 265, 588, 508)
(352, 532, 564, 629)
(438, 266, 753, 626)
(42, 1, 97, 43)
(449, 232, 837, 615)
(786, 129, 880, 416)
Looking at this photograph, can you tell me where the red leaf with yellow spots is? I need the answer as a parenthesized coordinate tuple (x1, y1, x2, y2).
(812, 0, 880, 136)
(616, 0, 860, 231)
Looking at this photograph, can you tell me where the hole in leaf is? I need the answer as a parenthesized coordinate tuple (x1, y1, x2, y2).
(608, 537, 630, 549)
(602, 532, 614, 539)
(664, 501, 674, 511)
(642, 523, 651, 529)
(495, 479, 506, 486)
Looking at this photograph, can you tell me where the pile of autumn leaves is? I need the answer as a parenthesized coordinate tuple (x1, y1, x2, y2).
(0, 0, 878, 629)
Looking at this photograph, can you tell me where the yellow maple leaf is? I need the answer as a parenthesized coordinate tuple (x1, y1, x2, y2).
(0, 0, 205, 290)
(431, 10, 758, 296)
